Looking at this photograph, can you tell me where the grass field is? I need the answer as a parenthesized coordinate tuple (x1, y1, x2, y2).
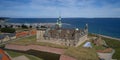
(5, 49, 43, 60)
(89, 33, 120, 60)
(103, 37, 120, 60)
(9, 35, 68, 49)
(5, 49, 60, 60)
(64, 40, 99, 60)
(64, 47, 99, 60)
(8, 35, 99, 60)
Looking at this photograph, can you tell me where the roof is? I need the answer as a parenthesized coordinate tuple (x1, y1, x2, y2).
(0, 49, 10, 60)
(44, 28, 84, 40)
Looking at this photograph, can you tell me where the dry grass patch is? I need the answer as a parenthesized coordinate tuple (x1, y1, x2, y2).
(65, 47, 99, 60)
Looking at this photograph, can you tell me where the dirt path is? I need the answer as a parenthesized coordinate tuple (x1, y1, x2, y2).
(97, 49, 115, 60)
(5, 44, 64, 54)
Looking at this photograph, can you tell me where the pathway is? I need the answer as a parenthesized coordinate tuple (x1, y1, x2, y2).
(97, 49, 115, 60)
(5, 44, 64, 54)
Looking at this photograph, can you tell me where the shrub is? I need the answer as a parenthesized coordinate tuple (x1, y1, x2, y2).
(21, 24, 28, 29)
(0, 27, 15, 33)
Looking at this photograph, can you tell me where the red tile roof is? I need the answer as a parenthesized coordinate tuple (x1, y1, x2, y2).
(0, 49, 10, 60)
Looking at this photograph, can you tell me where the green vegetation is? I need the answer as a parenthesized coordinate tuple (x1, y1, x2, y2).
(9, 35, 68, 49)
(65, 47, 99, 60)
(5, 50, 43, 60)
(93, 45, 106, 50)
(89, 33, 120, 60)
(6, 49, 60, 60)
(24, 50, 60, 60)
(6, 50, 24, 57)
(35, 42, 68, 49)
(25, 55, 43, 60)
(0, 28, 15, 33)
(88, 33, 97, 37)
(0, 44, 5, 48)
(21, 24, 29, 29)
(9, 35, 99, 60)
(103, 37, 120, 60)
(10, 35, 37, 45)
(112, 48, 120, 60)
(91, 40, 106, 50)
(103, 38, 120, 48)
(64, 40, 99, 60)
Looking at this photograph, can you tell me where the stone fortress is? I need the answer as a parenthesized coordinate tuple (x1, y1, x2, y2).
(37, 16, 88, 47)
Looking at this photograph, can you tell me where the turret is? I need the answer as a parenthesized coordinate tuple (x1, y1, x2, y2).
(55, 16, 62, 29)
(85, 24, 88, 35)
(58, 16, 62, 28)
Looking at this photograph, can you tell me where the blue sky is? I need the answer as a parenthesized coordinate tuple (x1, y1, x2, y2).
(0, 0, 120, 18)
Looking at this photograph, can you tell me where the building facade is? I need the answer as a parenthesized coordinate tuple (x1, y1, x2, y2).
(37, 16, 88, 47)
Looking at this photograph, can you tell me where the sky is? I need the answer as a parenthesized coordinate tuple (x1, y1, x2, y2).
(0, 0, 120, 18)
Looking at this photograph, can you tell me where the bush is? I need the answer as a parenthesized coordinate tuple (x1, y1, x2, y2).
(21, 24, 28, 29)
(103, 37, 120, 48)
(0, 44, 5, 48)
(0, 28, 16, 33)
(112, 48, 120, 60)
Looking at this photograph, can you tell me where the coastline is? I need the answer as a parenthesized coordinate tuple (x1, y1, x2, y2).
(91, 33, 120, 41)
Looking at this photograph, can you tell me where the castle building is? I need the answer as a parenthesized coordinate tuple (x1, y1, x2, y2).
(37, 16, 88, 47)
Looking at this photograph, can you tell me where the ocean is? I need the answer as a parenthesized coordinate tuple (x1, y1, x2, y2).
(7, 18, 120, 38)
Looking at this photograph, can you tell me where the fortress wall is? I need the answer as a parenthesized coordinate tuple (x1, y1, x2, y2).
(37, 30, 45, 42)
(36, 30, 88, 47)
(75, 35, 87, 47)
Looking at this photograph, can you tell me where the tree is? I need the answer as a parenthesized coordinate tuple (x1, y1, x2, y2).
(41, 25, 47, 28)
(21, 24, 28, 29)
(0, 28, 16, 33)
(10, 25, 13, 28)
(29, 25, 32, 28)
(0, 25, 1, 28)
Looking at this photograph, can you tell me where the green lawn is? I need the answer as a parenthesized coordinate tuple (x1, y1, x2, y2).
(88, 33, 120, 60)
(5, 49, 60, 60)
(64, 47, 99, 60)
(64, 40, 99, 60)
(5, 50, 43, 60)
(103, 37, 120, 60)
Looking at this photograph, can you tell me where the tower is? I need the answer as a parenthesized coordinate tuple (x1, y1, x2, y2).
(85, 24, 88, 34)
(56, 16, 62, 29)
(58, 16, 62, 28)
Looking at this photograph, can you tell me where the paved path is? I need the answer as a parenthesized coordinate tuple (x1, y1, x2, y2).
(5, 44, 64, 54)
(97, 49, 115, 60)
(5, 44, 76, 60)
(12, 55, 29, 60)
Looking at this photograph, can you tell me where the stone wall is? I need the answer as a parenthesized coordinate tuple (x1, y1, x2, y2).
(36, 30, 87, 47)
(75, 35, 87, 47)
(36, 30, 45, 42)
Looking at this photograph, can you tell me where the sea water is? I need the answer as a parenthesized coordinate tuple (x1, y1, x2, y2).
(7, 18, 120, 38)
